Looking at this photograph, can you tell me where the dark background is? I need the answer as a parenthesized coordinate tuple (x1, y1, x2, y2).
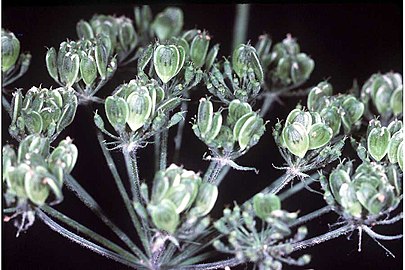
(2, 2, 403, 270)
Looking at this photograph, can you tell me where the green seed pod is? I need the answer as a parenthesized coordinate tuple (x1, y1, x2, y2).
(339, 182, 362, 218)
(153, 44, 180, 84)
(182, 29, 199, 42)
(156, 97, 181, 112)
(95, 40, 109, 80)
(151, 173, 170, 203)
(320, 106, 341, 136)
(282, 122, 309, 158)
(1, 30, 20, 72)
(390, 87, 403, 116)
(2, 145, 16, 182)
(76, 20, 94, 39)
(238, 114, 265, 151)
(165, 111, 183, 129)
(205, 44, 219, 70)
(49, 89, 63, 108)
(205, 111, 223, 143)
(189, 182, 218, 218)
(227, 99, 252, 126)
(80, 54, 97, 86)
(387, 165, 401, 195)
(232, 44, 263, 82)
(174, 44, 186, 77)
(374, 84, 393, 115)
(355, 182, 377, 212)
(17, 135, 50, 163)
(397, 141, 403, 171)
(388, 119, 402, 134)
(6, 163, 30, 198)
(46, 47, 59, 82)
(24, 110, 43, 134)
(152, 7, 183, 41)
(253, 193, 281, 220)
(118, 18, 137, 51)
(197, 98, 214, 139)
(105, 96, 129, 130)
(388, 129, 403, 164)
(56, 95, 78, 133)
(24, 167, 50, 205)
(190, 32, 210, 69)
(149, 199, 180, 234)
(342, 96, 364, 124)
(61, 53, 80, 87)
(307, 82, 332, 111)
(232, 112, 255, 142)
(287, 110, 312, 131)
(310, 111, 322, 125)
(367, 126, 390, 162)
(126, 91, 152, 132)
(255, 34, 272, 59)
(137, 44, 153, 71)
(308, 123, 333, 150)
(291, 53, 314, 84)
(232, 44, 250, 79)
(166, 184, 192, 214)
(11, 90, 23, 125)
(48, 138, 78, 174)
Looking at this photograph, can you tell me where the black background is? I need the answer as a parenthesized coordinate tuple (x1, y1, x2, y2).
(2, 2, 403, 270)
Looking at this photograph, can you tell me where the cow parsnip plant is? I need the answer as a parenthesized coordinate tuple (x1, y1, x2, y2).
(2, 5, 403, 270)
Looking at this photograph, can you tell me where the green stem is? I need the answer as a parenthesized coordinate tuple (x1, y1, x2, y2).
(173, 96, 189, 163)
(36, 209, 140, 269)
(154, 133, 161, 172)
(287, 224, 354, 252)
(288, 205, 333, 228)
(64, 174, 146, 261)
(215, 165, 231, 185)
(97, 133, 151, 259)
(160, 130, 169, 170)
(278, 174, 318, 201)
(123, 147, 141, 204)
(232, 4, 251, 51)
(40, 204, 140, 263)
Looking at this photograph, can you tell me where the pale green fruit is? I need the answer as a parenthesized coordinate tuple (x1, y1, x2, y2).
(308, 123, 333, 150)
(149, 199, 179, 234)
(282, 122, 309, 158)
(105, 96, 129, 130)
(153, 44, 180, 84)
(126, 91, 152, 132)
(253, 193, 281, 220)
(367, 127, 390, 162)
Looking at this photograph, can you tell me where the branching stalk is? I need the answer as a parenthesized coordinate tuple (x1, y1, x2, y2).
(64, 174, 146, 260)
(40, 204, 140, 263)
(36, 209, 140, 269)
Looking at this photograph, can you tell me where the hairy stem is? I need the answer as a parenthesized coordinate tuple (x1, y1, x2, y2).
(232, 4, 250, 51)
(64, 174, 146, 260)
(173, 96, 189, 163)
(287, 224, 354, 252)
(278, 174, 318, 201)
(123, 147, 141, 204)
(97, 133, 151, 259)
(36, 209, 140, 269)
(288, 205, 333, 228)
(40, 204, 140, 263)
(160, 130, 169, 170)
